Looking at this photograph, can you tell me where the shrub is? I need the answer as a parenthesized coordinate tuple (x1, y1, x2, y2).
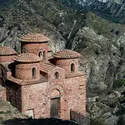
(113, 79, 125, 88)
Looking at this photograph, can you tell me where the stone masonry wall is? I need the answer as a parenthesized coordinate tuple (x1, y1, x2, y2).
(65, 75, 86, 118)
(20, 73, 86, 120)
(21, 82, 49, 118)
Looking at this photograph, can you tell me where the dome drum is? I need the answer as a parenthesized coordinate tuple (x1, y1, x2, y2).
(15, 63, 40, 80)
(55, 58, 79, 73)
(21, 42, 48, 53)
(14, 53, 41, 80)
(53, 50, 80, 73)
(20, 34, 49, 62)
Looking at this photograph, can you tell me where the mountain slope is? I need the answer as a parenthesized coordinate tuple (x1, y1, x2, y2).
(55, 0, 125, 23)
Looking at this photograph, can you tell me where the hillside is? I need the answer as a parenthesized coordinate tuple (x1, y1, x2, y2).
(0, 98, 27, 124)
(0, 0, 125, 125)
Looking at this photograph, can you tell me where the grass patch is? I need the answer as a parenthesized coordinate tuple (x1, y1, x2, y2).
(0, 110, 11, 114)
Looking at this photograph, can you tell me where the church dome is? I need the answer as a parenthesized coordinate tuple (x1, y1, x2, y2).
(19, 33, 49, 42)
(0, 46, 17, 56)
(14, 53, 41, 63)
(53, 49, 80, 59)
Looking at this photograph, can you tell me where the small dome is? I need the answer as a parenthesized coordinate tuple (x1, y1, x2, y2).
(0, 46, 17, 56)
(14, 53, 41, 63)
(19, 33, 50, 42)
(53, 49, 80, 59)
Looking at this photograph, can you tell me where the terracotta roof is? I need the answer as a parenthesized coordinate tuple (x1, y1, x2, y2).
(14, 53, 41, 63)
(40, 62, 55, 73)
(53, 49, 80, 59)
(19, 33, 50, 42)
(0, 46, 17, 56)
(8, 75, 47, 85)
(8, 76, 23, 85)
(65, 72, 84, 78)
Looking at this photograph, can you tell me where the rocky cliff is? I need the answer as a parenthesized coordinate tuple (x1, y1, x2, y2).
(0, 0, 125, 125)
(56, 0, 125, 23)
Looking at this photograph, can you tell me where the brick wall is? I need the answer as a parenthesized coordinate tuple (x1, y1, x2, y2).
(47, 67, 65, 82)
(6, 82, 22, 111)
(65, 76, 86, 119)
(19, 72, 86, 120)
(21, 82, 50, 118)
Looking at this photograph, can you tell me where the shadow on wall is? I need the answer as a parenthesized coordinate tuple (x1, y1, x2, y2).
(2, 118, 79, 125)
(0, 64, 7, 85)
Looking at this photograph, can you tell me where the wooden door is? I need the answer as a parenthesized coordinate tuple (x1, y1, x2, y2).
(51, 97, 60, 118)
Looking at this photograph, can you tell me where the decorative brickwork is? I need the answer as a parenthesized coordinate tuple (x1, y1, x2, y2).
(14, 53, 41, 62)
(19, 33, 49, 42)
(0, 33, 86, 120)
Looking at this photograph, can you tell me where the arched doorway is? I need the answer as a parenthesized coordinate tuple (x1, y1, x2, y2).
(50, 89, 60, 118)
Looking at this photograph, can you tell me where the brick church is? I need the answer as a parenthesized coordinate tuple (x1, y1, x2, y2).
(0, 33, 86, 120)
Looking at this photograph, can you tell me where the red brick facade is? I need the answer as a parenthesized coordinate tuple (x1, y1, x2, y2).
(0, 33, 86, 120)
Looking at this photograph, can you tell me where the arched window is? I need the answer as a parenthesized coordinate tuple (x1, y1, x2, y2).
(55, 72, 59, 79)
(23, 49, 27, 53)
(43, 51, 46, 60)
(38, 51, 43, 57)
(38, 51, 46, 60)
(32, 68, 36, 78)
(71, 63, 75, 72)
